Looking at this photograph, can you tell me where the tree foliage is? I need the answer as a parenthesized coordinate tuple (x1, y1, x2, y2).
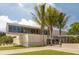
(0, 36, 13, 45)
(33, 3, 69, 45)
(56, 12, 69, 35)
(33, 3, 46, 34)
(67, 22, 79, 35)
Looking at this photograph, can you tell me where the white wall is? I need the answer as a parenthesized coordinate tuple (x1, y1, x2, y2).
(28, 34, 47, 46)
(19, 34, 29, 46)
(6, 33, 48, 46)
(6, 31, 66, 47)
(62, 43, 79, 48)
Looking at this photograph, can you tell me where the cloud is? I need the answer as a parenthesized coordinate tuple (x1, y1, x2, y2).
(0, 16, 40, 32)
(0, 16, 18, 32)
(18, 3, 24, 8)
(19, 18, 40, 27)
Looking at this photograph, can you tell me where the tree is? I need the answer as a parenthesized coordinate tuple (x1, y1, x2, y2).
(45, 5, 59, 45)
(32, 3, 46, 45)
(32, 3, 69, 46)
(67, 22, 79, 35)
(56, 12, 69, 46)
(67, 22, 79, 43)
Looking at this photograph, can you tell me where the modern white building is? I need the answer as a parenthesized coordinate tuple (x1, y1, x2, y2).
(6, 23, 66, 46)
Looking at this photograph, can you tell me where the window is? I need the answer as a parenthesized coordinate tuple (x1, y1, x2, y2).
(8, 25, 48, 35)
(9, 25, 13, 32)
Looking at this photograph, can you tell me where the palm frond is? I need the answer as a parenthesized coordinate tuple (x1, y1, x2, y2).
(34, 6, 41, 18)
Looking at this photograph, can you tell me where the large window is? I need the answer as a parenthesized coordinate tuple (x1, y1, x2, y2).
(8, 25, 48, 35)
(9, 25, 22, 33)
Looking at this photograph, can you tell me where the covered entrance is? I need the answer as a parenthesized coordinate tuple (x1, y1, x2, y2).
(47, 36, 60, 45)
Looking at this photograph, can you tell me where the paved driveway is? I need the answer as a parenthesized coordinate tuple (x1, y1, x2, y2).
(0, 46, 79, 55)
(0, 47, 50, 55)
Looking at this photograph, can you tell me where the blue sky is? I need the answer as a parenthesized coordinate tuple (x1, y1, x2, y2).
(55, 3, 79, 28)
(0, 3, 79, 32)
(0, 3, 35, 20)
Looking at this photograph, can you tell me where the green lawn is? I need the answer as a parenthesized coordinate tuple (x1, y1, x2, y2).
(0, 46, 27, 50)
(13, 50, 77, 55)
(0, 46, 43, 50)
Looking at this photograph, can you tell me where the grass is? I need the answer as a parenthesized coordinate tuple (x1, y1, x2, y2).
(0, 46, 28, 50)
(0, 45, 43, 50)
(13, 50, 77, 55)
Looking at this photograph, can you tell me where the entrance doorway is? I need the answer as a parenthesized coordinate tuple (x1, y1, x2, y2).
(47, 39, 59, 45)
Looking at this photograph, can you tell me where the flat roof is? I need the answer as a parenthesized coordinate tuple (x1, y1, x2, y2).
(7, 23, 41, 29)
(7, 23, 66, 33)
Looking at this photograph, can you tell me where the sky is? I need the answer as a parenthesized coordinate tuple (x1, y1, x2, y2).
(0, 3, 79, 32)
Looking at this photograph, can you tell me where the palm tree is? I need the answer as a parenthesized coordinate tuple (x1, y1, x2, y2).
(32, 3, 46, 46)
(67, 22, 79, 35)
(56, 12, 69, 46)
(45, 5, 59, 45)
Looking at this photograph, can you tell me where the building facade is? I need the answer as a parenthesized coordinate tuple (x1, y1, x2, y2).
(6, 23, 66, 46)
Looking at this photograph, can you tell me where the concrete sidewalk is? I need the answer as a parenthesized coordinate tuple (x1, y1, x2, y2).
(0, 47, 51, 55)
(0, 46, 79, 55)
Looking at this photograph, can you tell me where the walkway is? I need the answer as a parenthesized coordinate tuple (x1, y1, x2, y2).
(0, 46, 79, 55)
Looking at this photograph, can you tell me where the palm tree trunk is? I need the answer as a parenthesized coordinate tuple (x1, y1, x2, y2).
(42, 30, 45, 46)
(41, 26, 45, 46)
(59, 27, 62, 47)
(49, 26, 53, 46)
(59, 27, 61, 35)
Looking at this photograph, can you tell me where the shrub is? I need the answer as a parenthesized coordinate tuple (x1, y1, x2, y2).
(67, 36, 79, 43)
(0, 36, 13, 45)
